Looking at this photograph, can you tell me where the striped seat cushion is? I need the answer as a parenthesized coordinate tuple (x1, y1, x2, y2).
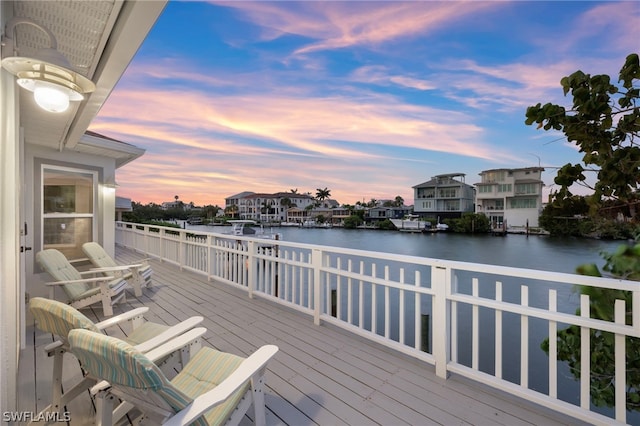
(30, 297, 100, 338)
(69, 329, 170, 390)
(69, 329, 251, 426)
(169, 347, 248, 426)
(124, 321, 170, 346)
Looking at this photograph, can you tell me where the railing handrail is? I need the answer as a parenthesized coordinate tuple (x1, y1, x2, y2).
(115, 221, 636, 425)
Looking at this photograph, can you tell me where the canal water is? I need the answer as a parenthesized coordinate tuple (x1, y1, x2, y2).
(191, 224, 623, 274)
(188, 224, 636, 422)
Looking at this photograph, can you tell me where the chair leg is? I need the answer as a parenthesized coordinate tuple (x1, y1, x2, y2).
(131, 270, 143, 297)
(36, 343, 97, 418)
(251, 376, 267, 426)
(50, 345, 64, 413)
(101, 296, 114, 317)
(95, 388, 116, 426)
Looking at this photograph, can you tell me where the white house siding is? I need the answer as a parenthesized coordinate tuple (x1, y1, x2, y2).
(476, 168, 544, 228)
(0, 43, 21, 414)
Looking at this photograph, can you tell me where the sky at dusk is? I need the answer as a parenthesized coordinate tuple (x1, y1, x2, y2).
(89, 1, 640, 207)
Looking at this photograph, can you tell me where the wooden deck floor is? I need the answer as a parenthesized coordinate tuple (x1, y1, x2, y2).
(18, 247, 589, 425)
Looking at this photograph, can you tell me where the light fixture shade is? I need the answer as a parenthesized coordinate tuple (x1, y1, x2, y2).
(1, 18, 96, 113)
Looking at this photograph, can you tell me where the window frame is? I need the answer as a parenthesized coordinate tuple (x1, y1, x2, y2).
(40, 164, 98, 259)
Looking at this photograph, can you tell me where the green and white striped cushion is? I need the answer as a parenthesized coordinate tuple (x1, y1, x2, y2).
(169, 347, 248, 426)
(69, 329, 171, 390)
(69, 329, 251, 426)
(30, 297, 100, 339)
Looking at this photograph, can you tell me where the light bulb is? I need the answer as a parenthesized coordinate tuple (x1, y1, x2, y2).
(33, 82, 70, 113)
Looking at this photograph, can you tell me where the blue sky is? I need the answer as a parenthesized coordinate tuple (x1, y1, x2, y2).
(89, 1, 639, 207)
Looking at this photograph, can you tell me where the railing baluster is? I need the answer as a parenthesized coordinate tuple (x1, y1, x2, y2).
(414, 270, 421, 351)
(372, 263, 377, 335)
(580, 294, 590, 409)
(472, 278, 479, 370)
(495, 281, 502, 379)
(615, 298, 626, 423)
(399, 268, 405, 345)
(359, 261, 364, 329)
(337, 257, 342, 319)
(385, 265, 390, 339)
(347, 259, 353, 325)
(548, 289, 557, 398)
(521, 285, 529, 388)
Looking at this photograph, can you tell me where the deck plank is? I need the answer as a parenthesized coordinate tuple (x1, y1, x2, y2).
(18, 246, 587, 425)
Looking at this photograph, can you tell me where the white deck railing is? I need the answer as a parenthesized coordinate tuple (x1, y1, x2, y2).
(116, 222, 639, 425)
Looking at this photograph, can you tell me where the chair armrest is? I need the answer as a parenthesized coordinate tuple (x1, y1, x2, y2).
(162, 345, 279, 426)
(141, 327, 207, 362)
(89, 265, 135, 273)
(45, 276, 115, 286)
(134, 316, 204, 353)
(94, 307, 150, 330)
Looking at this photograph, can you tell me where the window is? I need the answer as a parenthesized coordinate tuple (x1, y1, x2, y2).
(42, 165, 97, 259)
(478, 185, 493, 193)
(509, 198, 537, 209)
(515, 183, 538, 194)
(498, 184, 512, 193)
(438, 188, 458, 198)
(482, 171, 505, 183)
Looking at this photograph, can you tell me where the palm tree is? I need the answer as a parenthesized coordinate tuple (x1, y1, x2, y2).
(394, 195, 404, 207)
(290, 188, 299, 194)
(225, 204, 238, 218)
(316, 187, 331, 202)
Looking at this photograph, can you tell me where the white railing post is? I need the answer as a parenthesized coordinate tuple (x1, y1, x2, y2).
(159, 227, 165, 262)
(179, 230, 186, 271)
(312, 248, 323, 326)
(432, 265, 451, 379)
(144, 224, 149, 255)
(247, 240, 257, 299)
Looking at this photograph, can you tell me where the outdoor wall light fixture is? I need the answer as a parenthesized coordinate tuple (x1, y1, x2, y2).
(1, 17, 95, 113)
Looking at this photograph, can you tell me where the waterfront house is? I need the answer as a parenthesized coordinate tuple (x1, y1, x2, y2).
(0, 0, 167, 413)
(367, 206, 412, 222)
(412, 173, 475, 220)
(475, 167, 545, 229)
(225, 191, 316, 222)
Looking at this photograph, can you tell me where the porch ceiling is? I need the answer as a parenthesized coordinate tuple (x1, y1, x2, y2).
(2, 0, 166, 159)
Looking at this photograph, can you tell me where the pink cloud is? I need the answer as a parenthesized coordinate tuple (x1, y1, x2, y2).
(212, 1, 502, 55)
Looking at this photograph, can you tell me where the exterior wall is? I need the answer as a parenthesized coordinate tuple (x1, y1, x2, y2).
(413, 175, 475, 219)
(0, 38, 21, 414)
(24, 144, 118, 300)
(227, 192, 316, 221)
(476, 168, 544, 228)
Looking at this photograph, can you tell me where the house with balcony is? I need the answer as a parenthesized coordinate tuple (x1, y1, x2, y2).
(412, 173, 475, 220)
(367, 206, 412, 223)
(475, 167, 545, 229)
(225, 191, 316, 222)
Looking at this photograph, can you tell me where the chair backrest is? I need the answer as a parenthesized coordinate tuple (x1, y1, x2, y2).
(82, 242, 118, 268)
(36, 249, 89, 300)
(68, 329, 193, 414)
(29, 297, 100, 342)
